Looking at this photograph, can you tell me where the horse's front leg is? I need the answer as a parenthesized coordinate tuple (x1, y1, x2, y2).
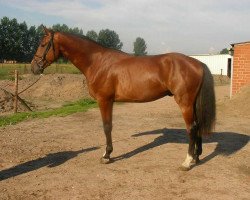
(98, 99, 113, 164)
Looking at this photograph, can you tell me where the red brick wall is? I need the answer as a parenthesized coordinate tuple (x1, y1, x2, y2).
(232, 43, 250, 95)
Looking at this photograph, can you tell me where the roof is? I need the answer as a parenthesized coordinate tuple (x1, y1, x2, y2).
(189, 54, 231, 57)
(231, 41, 250, 47)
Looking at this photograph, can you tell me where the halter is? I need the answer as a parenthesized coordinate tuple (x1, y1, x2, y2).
(34, 32, 55, 72)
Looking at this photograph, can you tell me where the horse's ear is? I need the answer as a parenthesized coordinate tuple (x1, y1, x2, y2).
(42, 25, 50, 36)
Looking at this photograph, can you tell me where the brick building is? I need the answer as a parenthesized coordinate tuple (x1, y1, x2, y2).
(231, 42, 250, 96)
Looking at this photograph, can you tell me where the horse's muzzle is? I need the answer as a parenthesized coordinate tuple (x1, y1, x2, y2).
(31, 60, 44, 75)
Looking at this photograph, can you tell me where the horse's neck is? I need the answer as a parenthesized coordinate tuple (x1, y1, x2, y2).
(57, 33, 103, 76)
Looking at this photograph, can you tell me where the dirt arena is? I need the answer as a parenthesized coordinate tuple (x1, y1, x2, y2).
(0, 74, 249, 200)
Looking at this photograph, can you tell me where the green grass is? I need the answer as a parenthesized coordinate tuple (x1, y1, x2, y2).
(0, 66, 11, 80)
(0, 99, 97, 127)
(0, 63, 81, 80)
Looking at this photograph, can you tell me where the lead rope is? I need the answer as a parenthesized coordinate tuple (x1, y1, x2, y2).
(18, 74, 44, 95)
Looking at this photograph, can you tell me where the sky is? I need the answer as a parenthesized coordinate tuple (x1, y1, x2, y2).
(0, 0, 250, 55)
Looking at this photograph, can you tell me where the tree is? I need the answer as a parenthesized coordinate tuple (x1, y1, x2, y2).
(220, 48, 229, 54)
(22, 25, 39, 62)
(71, 27, 83, 35)
(0, 17, 48, 62)
(0, 17, 125, 63)
(97, 29, 123, 50)
(0, 17, 45, 62)
(0, 17, 22, 61)
(52, 23, 69, 32)
(86, 30, 98, 42)
(133, 37, 147, 56)
(52, 24, 83, 35)
(18, 21, 34, 62)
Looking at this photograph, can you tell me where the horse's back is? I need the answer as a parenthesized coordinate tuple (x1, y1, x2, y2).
(112, 53, 203, 102)
(112, 54, 171, 101)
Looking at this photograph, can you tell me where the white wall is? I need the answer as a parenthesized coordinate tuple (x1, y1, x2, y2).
(190, 54, 232, 75)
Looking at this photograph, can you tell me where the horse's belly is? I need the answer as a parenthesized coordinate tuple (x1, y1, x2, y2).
(115, 84, 170, 102)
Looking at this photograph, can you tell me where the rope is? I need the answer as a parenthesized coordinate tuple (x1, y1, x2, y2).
(18, 74, 43, 95)
(0, 74, 43, 104)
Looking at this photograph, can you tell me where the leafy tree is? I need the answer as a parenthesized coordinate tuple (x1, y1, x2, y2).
(30, 24, 46, 58)
(52, 23, 69, 32)
(133, 37, 147, 56)
(220, 48, 229, 54)
(52, 23, 83, 35)
(70, 27, 83, 35)
(0, 16, 124, 63)
(0, 17, 21, 61)
(22, 25, 39, 62)
(0, 17, 45, 62)
(36, 24, 45, 39)
(97, 29, 123, 50)
(18, 21, 29, 62)
(86, 30, 98, 42)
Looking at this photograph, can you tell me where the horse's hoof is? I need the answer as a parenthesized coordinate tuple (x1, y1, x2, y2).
(179, 165, 191, 171)
(100, 157, 113, 164)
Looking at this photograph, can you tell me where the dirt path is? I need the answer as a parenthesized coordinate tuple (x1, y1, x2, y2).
(0, 85, 249, 200)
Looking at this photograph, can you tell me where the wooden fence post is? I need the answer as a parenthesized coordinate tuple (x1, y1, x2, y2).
(14, 70, 18, 113)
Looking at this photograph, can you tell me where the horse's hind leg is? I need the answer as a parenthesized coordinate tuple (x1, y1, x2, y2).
(175, 96, 198, 170)
(194, 135, 202, 163)
(182, 109, 197, 170)
(98, 99, 113, 164)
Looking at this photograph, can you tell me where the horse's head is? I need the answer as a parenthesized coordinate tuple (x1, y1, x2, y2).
(31, 26, 59, 75)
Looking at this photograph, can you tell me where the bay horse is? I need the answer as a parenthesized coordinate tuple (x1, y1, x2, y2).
(31, 27, 216, 170)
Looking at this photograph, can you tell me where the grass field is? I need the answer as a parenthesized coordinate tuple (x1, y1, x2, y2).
(0, 63, 81, 80)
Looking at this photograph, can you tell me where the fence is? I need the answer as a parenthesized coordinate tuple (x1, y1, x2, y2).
(0, 70, 43, 113)
(0, 63, 81, 80)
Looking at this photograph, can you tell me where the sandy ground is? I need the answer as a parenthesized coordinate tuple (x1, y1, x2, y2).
(0, 75, 249, 200)
(0, 74, 90, 112)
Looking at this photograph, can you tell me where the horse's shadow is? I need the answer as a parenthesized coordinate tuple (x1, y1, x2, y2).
(0, 146, 99, 181)
(113, 128, 249, 165)
(1, 129, 248, 181)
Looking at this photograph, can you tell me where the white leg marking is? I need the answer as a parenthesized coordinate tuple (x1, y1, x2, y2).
(182, 153, 193, 168)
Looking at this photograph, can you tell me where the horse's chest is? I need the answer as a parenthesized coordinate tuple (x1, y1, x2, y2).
(87, 80, 114, 99)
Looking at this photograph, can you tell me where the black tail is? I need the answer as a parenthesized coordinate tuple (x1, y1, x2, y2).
(195, 64, 216, 136)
